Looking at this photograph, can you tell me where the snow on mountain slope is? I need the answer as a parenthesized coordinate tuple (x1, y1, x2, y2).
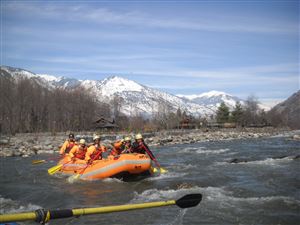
(5, 65, 270, 117)
(178, 90, 242, 111)
(1, 66, 213, 117)
(37, 74, 61, 82)
(1, 66, 36, 79)
(81, 76, 213, 117)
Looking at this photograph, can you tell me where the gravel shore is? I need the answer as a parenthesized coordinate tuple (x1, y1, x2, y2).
(0, 127, 298, 157)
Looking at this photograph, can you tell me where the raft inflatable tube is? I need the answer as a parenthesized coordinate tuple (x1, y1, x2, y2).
(58, 153, 151, 180)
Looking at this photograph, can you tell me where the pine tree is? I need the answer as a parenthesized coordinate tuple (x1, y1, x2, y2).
(216, 102, 230, 123)
(231, 101, 244, 125)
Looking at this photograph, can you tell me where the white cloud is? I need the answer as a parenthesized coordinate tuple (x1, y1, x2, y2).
(3, 2, 298, 34)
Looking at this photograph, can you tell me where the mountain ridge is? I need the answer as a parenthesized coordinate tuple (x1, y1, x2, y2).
(0, 65, 265, 117)
(269, 90, 300, 128)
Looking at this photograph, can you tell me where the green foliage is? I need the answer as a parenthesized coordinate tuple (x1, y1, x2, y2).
(216, 102, 230, 123)
(231, 101, 244, 124)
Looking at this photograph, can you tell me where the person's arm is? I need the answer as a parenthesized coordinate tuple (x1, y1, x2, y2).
(69, 145, 77, 159)
(85, 146, 95, 161)
(101, 145, 107, 152)
(142, 143, 161, 167)
(59, 141, 68, 155)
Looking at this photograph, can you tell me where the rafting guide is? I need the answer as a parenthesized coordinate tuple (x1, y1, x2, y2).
(59, 133, 76, 155)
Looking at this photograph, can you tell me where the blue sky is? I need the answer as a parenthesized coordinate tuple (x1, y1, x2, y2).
(1, 0, 299, 106)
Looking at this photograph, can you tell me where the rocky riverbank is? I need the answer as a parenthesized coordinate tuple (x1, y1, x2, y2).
(0, 127, 297, 157)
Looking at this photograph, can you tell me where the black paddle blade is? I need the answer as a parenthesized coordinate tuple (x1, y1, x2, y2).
(175, 194, 202, 208)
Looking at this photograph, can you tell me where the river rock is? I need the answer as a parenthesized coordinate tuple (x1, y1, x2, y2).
(147, 138, 154, 143)
(0, 149, 13, 157)
(229, 158, 248, 164)
(0, 138, 9, 145)
(293, 155, 300, 160)
(38, 150, 55, 154)
(292, 134, 300, 140)
(32, 145, 42, 151)
(44, 140, 52, 146)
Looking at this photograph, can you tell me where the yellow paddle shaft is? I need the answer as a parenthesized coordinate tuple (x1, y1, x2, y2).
(0, 212, 37, 222)
(72, 200, 176, 215)
(0, 200, 176, 223)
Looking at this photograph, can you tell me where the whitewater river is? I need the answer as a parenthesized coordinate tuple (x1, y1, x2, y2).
(1, 136, 299, 225)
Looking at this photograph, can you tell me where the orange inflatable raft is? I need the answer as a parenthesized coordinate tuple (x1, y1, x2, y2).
(58, 153, 152, 180)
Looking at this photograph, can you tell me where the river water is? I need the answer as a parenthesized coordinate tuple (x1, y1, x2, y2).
(1, 135, 299, 225)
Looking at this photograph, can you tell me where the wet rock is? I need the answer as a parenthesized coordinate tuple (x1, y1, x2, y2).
(292, 134, 300, 140)
(38, 150, 54, 154)
(293, 155, 300, 160)
(229, 158, 248, 164)
(253, 134, 260, 138)
(0, 149, 13, 157)
(0, 138, 9, 145)
(44, 145, 54, 150)
(12, 150, 22, 157)
(146, 138, 154, 143)
(44, 140, 52, 146)
(27, 139, 35, 144)
(0, 128, 292, 158)
(272, 155, 288, 159)
(176, 182, 195, 189)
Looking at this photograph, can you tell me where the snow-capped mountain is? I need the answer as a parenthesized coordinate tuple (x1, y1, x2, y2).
(0, 66, 213, 117)
(1, 66, 81, 89)
(177, 91, 242, 112)
(1, 66, 271, 116)
(81, 76, 213, 117)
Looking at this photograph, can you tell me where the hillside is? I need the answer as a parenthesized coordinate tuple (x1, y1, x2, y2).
(269, 90, 300, 129)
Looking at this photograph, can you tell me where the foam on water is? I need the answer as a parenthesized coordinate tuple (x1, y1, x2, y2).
(196, 148, 231, 154)
(178, 147, 204, 154)
(0, 195, 41, 214)
(131, 186, 300, 209)
(173, 163, 197, 171)
(205, 187, 300, 210)
(215, 156, 295, 167)
(146, 171, 187, 181)
(165, 208, 187, 225)
(102, 177, 125, 183)
(245, 157, 294, 166)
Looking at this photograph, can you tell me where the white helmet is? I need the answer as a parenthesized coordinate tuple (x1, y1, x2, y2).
(93, 135, 101, 141)
(124, 136, 131, 142)
(79, 139, 86, 145)
(135, 133, 143, 140)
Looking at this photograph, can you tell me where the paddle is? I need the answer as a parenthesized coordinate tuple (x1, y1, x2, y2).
(67, 163, 89, 183)
(151, 159, 168, 174)
(32, 155, 64, 165)
(67, 148, 102, 183)
(48, 159, 72, 175)
(143, 146, 168, 174)
(32, 159, 46, 165)
(0, 194, 202, 223)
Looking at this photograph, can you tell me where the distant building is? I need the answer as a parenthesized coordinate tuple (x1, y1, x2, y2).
(179, 117, 197, 129)
(93, 117, 119, 131)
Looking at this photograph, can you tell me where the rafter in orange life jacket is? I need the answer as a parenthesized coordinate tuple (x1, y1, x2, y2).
(70, 145, 87, 160)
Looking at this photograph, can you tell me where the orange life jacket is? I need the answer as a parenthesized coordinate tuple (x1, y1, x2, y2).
(74, 146, 87, 160)
(65, 141, 75, 153)
(110, 141, 124, 156)
(90, 146, 105, 160)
